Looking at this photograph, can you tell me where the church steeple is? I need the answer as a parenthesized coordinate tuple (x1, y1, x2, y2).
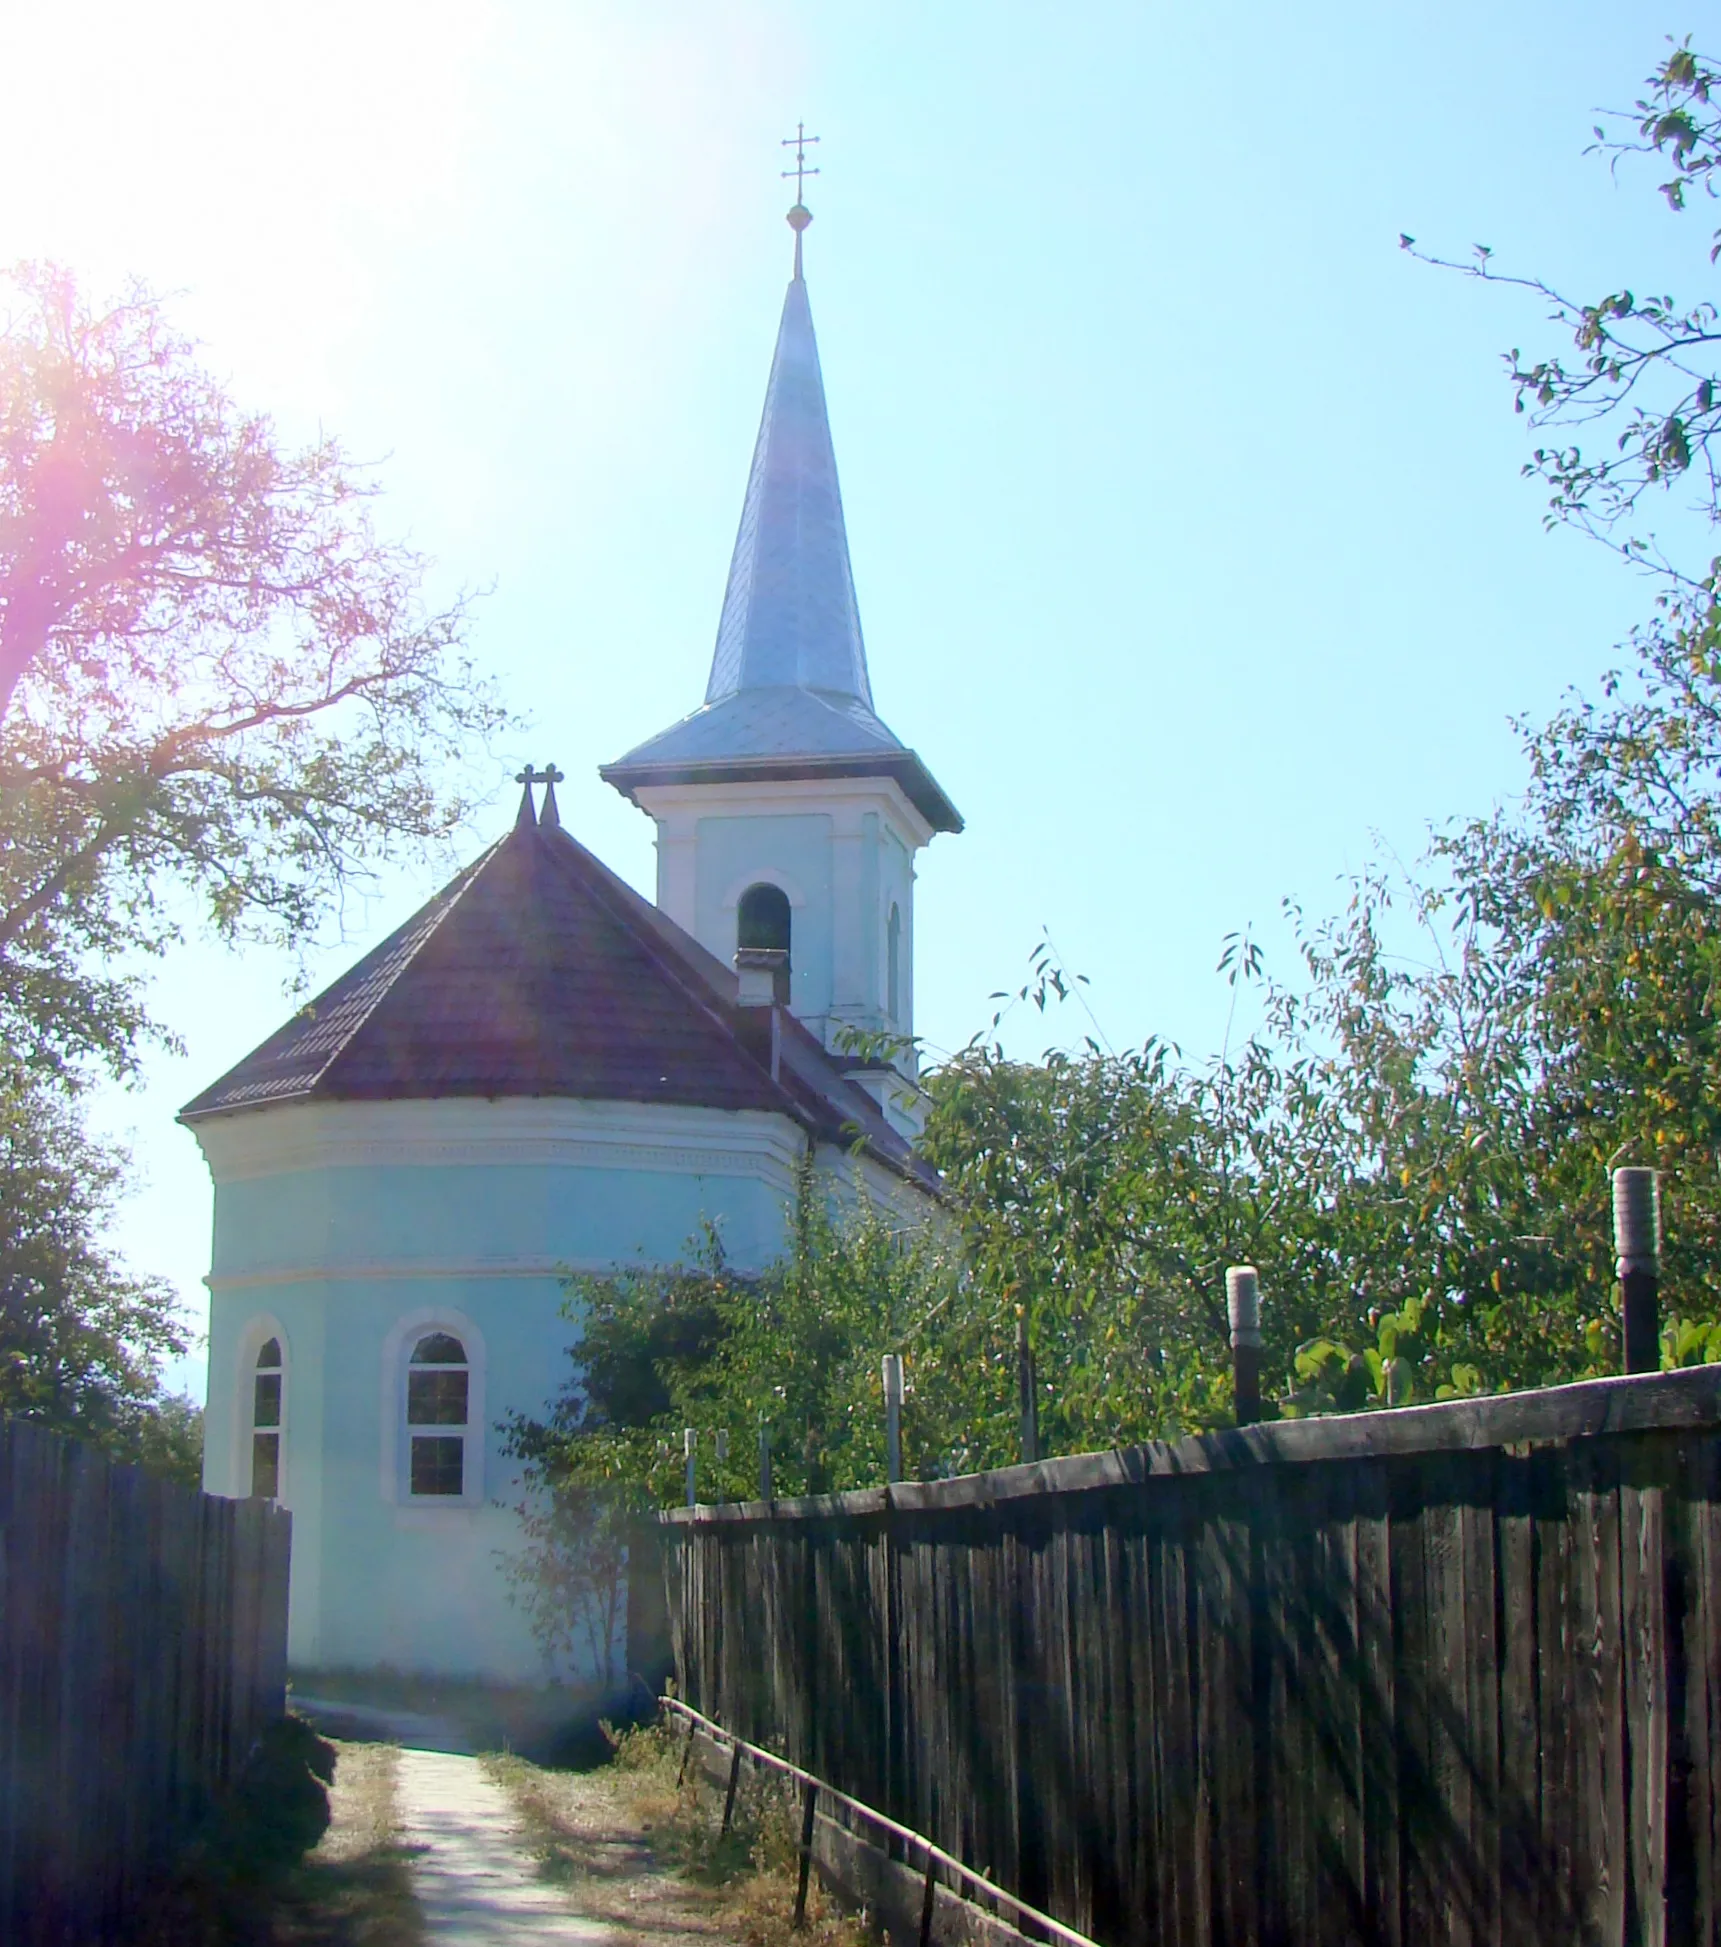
(601, 175, 960, 1092)
(602, 225, 959, 832)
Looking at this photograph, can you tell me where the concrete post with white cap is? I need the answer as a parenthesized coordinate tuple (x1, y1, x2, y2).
(1613, 1168, 1662, 1375)
(882, 1354, 903, 1484)
(1227, 1266, 1264, 1426)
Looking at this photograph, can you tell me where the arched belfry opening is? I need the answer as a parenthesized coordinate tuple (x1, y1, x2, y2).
(738, 883, 791, 955)
(737, 883, 792, 1003)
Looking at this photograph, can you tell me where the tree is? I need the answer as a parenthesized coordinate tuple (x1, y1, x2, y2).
(0, 263, 507, 1080)
(926, 911, 1592, 1438)
(0, 262, 508, 1471)
(0, 1070, 201, 1481)
(502, 1178, 976, 1522)
(1406, 41, 1721, 891)
(1410, 41, 1721, 574)
(1319, 39, 1721, 1397)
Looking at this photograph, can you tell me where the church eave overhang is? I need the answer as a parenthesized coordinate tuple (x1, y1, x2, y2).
(600, 749, 962, 835)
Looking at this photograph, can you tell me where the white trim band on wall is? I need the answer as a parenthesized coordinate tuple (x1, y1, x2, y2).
(188, 1098, 810, 1185)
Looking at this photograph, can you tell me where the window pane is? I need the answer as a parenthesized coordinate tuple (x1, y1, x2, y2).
(408, 1369, 468, 1426)
(252, 1431, 279, 1500)
(411, 1435, 464, 1497)
(253, 1371, 282, 1429)
(256, 1338, 282, 1369)
(411, 1332, 466, 1365)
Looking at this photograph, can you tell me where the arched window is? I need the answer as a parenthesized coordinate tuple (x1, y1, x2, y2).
(251, 1337, 283, 1500)
(887, 903, 902, 1022)
(407, 1331, 470, 1498)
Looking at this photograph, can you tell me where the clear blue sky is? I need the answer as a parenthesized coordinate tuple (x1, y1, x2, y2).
(0, 2, 1697, 1395)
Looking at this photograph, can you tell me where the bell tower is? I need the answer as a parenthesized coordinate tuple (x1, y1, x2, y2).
(602, 166, 960, 1102)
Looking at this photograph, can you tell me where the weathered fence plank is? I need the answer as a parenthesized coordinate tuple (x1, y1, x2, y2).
(667, 1368, 1721, 1947)
(0, 1418, 290, 1943)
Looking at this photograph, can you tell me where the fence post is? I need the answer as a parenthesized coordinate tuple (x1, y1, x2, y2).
(793, 1778, 819, 1928)
(882, 1355, 904, 1485)
(758, 1419, 773, 1502)
(1227, 1266, 1263, 1425)
(1614, 1167, 1662, 1374)
(685, 1428, 697, 1509)
(919, 1847, 939, 1947)
(1016, 1319, 1038, 1463)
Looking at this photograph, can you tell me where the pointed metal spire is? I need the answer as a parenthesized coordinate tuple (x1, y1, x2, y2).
(704, 258, 871, 709)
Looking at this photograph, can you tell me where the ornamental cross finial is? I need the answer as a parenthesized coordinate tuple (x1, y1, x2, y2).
(781, 123, 819, 276)
(512, 762, 566, 830)
(781, 122, 819, 204)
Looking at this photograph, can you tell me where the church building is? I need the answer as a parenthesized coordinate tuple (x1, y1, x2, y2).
(182, 194, 960, 1683)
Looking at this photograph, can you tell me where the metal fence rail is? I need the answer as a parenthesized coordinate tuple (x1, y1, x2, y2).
(660, 1694, 1100, 1947)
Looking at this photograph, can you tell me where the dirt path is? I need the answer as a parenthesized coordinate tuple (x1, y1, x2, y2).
(395, 1750, 609, 1944)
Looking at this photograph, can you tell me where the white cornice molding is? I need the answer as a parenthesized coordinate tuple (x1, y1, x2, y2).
(189, 1098, 808, 1186)
(632, 777, 934, 850)
(208, 1254, 683, 1293)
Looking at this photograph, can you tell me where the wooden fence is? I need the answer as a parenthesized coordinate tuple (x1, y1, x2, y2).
(664, 1367, 1721, 1947)
(0, 1418, 292, 1942)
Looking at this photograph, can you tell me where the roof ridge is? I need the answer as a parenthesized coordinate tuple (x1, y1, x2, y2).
(291, 839, 502, 1097)
(528, 828, 937, 1182)
(531, 823, 816, 1126)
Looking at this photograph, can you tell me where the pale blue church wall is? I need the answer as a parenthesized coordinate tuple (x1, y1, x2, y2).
(209, 1160, 794, 1283)
(692, 813, 833, 1017)
(197, 1117, 806, 1683)
(208, 1271, 571, 1678)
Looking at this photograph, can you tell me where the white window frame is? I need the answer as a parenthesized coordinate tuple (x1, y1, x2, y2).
(379, 1307, 487, 1509)
(234, 1313, 289, 1503)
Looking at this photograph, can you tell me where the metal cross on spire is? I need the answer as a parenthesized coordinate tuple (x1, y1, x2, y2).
(781, 123, 819, 278)
(781, 122, 819, 203)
